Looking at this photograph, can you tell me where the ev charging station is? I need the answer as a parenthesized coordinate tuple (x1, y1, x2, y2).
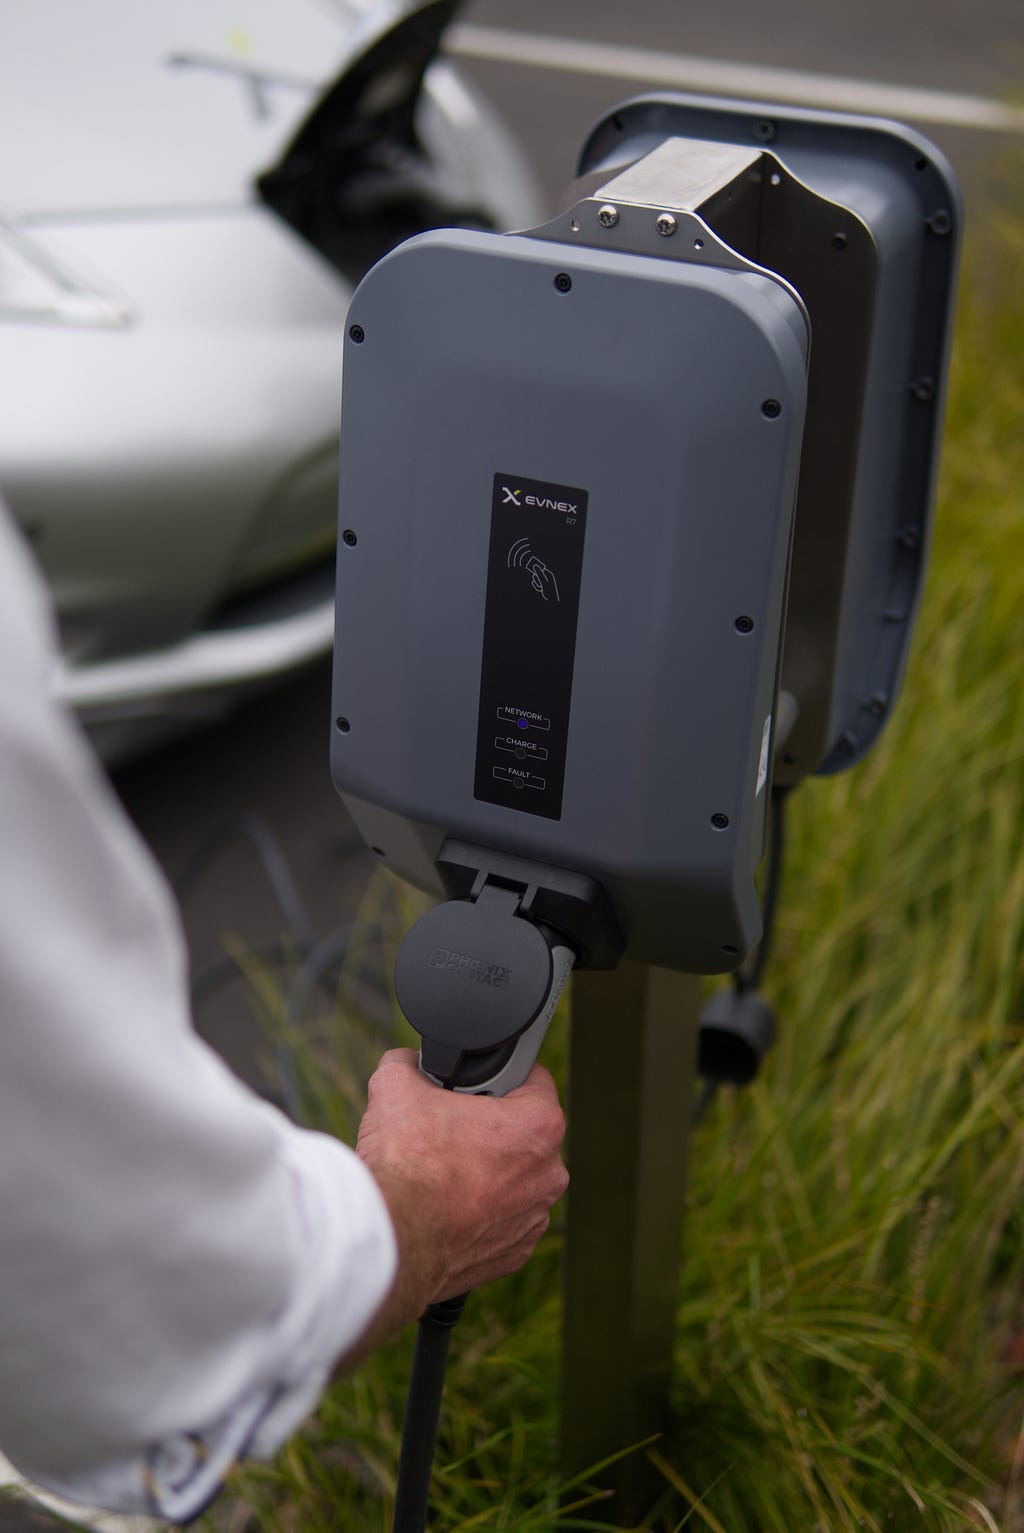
(330, 90, 961, 1525)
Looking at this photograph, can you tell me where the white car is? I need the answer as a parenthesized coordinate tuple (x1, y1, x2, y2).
(0, 0, 541, 758)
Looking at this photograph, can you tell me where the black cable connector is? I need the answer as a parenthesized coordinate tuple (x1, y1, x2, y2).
(697, 986, 777, 1086)
(734, 789, 788, 994)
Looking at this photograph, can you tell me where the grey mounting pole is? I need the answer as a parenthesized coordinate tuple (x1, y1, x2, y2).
(561, 963, 699, 1524)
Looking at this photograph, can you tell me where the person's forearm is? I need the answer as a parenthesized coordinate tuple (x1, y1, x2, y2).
(330, 1161, 447, 1378)
(332, 1050, 568, 1382)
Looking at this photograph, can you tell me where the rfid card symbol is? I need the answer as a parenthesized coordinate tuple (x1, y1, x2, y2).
(508, 538, 560, 603)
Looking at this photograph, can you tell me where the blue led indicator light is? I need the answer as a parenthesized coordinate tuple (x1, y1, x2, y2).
(518, 718, 529, 729)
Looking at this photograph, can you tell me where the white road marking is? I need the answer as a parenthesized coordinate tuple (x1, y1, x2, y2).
(447, 24, 1024, 134)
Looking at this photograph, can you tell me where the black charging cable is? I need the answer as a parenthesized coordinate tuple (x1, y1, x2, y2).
(385, 848, 617, 1532)
(734, 787, 789, 996)
(172, 812, 318, 952)
(392, 1293, 468, 1532)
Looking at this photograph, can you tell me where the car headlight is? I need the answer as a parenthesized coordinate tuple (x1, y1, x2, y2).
(0, 220, 131, 327)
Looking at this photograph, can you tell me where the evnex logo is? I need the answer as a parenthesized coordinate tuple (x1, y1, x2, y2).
(501, 485, 577, 514)
(427, 947, 512, 988)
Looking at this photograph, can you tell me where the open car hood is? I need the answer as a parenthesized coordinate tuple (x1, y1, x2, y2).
(0, 0, 374, 217)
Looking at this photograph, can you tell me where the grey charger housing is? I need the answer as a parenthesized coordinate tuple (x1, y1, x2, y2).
(331, 95, 960, 975)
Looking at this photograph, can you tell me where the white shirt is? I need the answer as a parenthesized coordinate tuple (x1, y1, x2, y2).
(0, 506, 397, 1521)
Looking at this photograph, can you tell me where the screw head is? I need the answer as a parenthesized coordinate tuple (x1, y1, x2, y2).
(910, 376, 935, 402)
(832, 232, 848, 250)
(554, 272, 572, 293)
(761, 398, 782, 419)
(597, 204, 619, 228)
(335, 716, 351, 734)
(348, 324, 365, 343)
(342, 529, 358, 547)
(656, 212, 678, 237)
(711, 813, 730, 831)
(735, 615, 754, 634)
(927, 208, 952, 236)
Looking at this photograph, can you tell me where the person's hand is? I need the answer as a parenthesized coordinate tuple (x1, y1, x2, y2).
(356, 1048, 568, 1324)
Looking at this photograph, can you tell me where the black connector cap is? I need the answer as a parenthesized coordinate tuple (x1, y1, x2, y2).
(698, 987, 777, 1086)
(395, 892, 554, 1088)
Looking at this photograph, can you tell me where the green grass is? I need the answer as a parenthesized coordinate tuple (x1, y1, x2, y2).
(210, 190, 1024, 1533)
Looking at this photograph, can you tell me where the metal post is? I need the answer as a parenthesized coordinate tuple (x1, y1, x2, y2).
(560, 962, 699, 1525)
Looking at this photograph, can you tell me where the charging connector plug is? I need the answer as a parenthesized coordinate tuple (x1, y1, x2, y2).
(394, 841, 622, 1097)
(395, 882, 574, 1095)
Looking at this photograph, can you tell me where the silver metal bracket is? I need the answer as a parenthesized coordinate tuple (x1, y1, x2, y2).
(526, 129, 886, 786)
(525, 132, 877, 339)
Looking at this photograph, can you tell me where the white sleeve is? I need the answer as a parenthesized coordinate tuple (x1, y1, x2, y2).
(0, 509, 397, 1522)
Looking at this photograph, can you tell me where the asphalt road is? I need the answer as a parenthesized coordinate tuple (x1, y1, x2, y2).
(114, 660, 381, 1091)
(455, 0, 1024, 211)
(9, 4, 1023, 1530)
(465, 0, 1023, 93)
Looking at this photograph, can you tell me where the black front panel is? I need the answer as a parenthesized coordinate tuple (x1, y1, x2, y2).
(474, 472, 588, 820)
